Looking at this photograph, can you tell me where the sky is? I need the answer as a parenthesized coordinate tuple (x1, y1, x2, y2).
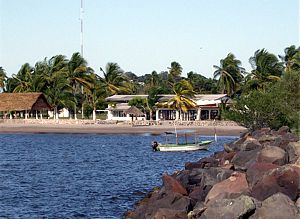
(0, 0, 299, 78)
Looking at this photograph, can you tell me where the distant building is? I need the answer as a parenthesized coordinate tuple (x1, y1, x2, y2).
(0, 92, 51, 119)
(105, 94, 230, 121)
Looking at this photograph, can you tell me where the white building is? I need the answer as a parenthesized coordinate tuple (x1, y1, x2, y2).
(105, 94, 230, 121)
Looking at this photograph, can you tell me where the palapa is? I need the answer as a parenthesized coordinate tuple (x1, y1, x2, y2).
(124, 106, 144, 117)
(0, 92, 52, 112)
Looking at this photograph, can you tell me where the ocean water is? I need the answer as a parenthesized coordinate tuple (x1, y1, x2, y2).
(0, 133, 237, 218)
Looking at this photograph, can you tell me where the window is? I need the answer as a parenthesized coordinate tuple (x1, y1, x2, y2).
(210, 110, 219, 119)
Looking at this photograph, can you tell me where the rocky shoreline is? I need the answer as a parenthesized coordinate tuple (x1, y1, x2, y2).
(126, 127, 300, 219)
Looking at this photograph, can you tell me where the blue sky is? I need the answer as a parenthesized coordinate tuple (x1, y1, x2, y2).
(0, 0, 299, 78)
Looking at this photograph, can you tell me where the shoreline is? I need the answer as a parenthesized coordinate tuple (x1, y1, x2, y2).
(0, 123, 247, 136)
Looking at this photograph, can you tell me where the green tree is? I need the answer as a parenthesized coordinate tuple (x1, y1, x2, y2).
(279, 45, 300, 72)
(245, 49, 284, 92)
(67, 52, 92, 119)
(224, 71, 300, 132)
(0, 67, 7, 92)
(157, 79, 196, 120)
(100, 62, 129, 95)
(213, 53, 244, 96)
(84, 73, 106, 120)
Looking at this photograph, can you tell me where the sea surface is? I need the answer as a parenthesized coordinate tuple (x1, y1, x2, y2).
(0, 133, 237, 218)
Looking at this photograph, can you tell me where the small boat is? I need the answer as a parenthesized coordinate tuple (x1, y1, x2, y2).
(157, 140, 213, 152)
(152, 129, 213, 152)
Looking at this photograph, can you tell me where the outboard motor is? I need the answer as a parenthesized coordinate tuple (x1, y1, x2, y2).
(152, 141, 159, 151)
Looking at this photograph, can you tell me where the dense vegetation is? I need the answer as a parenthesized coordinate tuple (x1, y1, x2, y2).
(0, 46, 299, 131)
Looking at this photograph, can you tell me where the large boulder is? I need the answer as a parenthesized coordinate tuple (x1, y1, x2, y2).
(129, 192, 191, 219)
(240, 137, 262, 151)
(205, 172, 249, 204)
(185, 157, 219, 170)
(286, 141, 300, 163)
(246, 162, 278, 187)
(250, 193, 299, 219)
(188, 167, 233, 202)
(162, 174, 188, 196)
(232, 149, 260, 171)
(257, 146, 287, 165)
(199, 195, 255, 219)
(251, 165, 300, 201)
(151, 208, 187, 219)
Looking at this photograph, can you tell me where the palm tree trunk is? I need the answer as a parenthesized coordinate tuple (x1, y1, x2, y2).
(93, 107, 96, 121)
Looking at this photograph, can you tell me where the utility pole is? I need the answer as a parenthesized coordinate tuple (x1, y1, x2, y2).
(80, 0, 84, 57)
(80, 0, 84, 119)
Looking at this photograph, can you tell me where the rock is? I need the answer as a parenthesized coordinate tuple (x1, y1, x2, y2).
(187, 202, 206, 218)
(130, 192, 191, 219)
(162, 174, 188, 196)
(257, 146, 287, 165)
(232, 149, 260, 171)
(246, 162, 278, 187)
(188, 167, 233, 186)
(152, 208, 187, 219)
(200, 195, 255, 219)
(224, 136, 248, 152)
(295, 157, 300, 166)
(174, 170, 191, 189)
(287, 141, 300, 163)
(278, 126, 290, 134)
(205, 172, 249, 204)
(219, 151, 236, 166)
(251, 128, 271, 139)
(296, 197, 300, 209)
(240, 138, 262, 151)
(251, 165, 300, 201)
(258, 135, 278, 143)
(250, 193, 299, 219)
(185, 157, 219, 170)
(188, 167, 233, 202)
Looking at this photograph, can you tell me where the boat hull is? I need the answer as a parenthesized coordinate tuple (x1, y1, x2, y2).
(157, 140, 213, 152)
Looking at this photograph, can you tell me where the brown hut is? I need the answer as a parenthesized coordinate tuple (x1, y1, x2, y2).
(124, 106, 145, 126)
(0, 92, 51, 119)
(125, 106, 145, 117)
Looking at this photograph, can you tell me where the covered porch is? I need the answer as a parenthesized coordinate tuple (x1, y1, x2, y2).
(0, 93, 52, 120)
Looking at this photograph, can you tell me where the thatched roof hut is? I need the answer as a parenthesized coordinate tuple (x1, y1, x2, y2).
(0, 92, 51, 112)
(124, 106, 145, 117)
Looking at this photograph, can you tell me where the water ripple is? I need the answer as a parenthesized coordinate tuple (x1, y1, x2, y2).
(0, 133, 236, 218)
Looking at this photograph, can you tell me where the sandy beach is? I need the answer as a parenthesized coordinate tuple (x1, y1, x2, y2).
(0, 122, 247, 136)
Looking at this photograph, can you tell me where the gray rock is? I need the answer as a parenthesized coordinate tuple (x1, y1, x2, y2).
(199, 195, 255, 219)
(287, 141, 300, 163)
(232, 149, 260, 171)
(257, 146, 287, 165)
(250, 193, 299, 219)
(240, 138, 262, 151)
(151, 208, 187, 219)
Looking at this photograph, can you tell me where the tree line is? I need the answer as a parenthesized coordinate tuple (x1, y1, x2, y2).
(0, 45, 299, 131)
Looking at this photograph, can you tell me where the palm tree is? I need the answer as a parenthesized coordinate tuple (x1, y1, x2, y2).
(67, 52, 92, 119)
(279, 45, 300, 72)
(246, 49, 284, 91)
(157, 79, 196, 120)
(45, 70, 73, 120)
(12, 63, 35, 92)
(168, 61, 182, 85)
(84, 73, 106, 120)
(213, 53, 244, 96)
(99, 62, 129, 96)
(0, 67, 7, 92)
(40, 55, 72, 119)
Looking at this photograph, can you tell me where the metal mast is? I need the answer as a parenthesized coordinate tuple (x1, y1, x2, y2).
(80, 0, 84, 57)
(80, 0, 84, 119)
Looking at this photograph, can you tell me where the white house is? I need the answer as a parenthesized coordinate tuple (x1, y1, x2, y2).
(105, 94, 230, 121)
